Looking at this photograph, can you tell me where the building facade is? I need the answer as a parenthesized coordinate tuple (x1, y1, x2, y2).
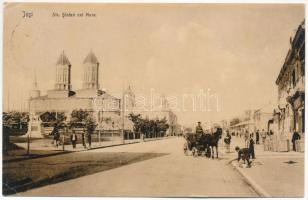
(274, 21, 305, 143)
(27, 51, 123, 137)
(253, 103, 275, 133)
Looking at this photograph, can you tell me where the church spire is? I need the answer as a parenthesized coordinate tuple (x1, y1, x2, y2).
(83, 49, 99, 64)
(55, 50, 72, 90)
(82, 49, 100, 89)
(56, 50, 71, 66)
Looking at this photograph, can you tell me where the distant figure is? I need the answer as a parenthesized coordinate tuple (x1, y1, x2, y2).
(195, 122, 203, 135)
(269, 130, 274, 135)
(70, 130, 78, 149)
(261, 129, 266, 144)
(291, 131, 301, 151)
(235, 146, 251, 167)
(51, 124, 60, 148)
(87, 133, 92, 149)
(82, 131, 86, 149)
(224, 131, 232, 153)
(256, 130, 260, 144)
(249, 136, 255, 159)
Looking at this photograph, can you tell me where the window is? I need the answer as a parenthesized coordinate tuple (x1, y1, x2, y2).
(292, 70, 296, 88)
(297, 62, 301, 80)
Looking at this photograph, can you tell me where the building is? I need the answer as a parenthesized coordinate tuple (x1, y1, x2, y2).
(27, 50, 124, 138)
(229, 109, 255, 134)
(253, 103, 275, 132)
(274, 21, 305, 145)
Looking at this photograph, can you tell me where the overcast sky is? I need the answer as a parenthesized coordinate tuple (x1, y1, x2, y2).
(3, 4, 304, 127)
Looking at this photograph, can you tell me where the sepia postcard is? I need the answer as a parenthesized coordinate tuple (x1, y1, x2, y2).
(2, 2, 305, 198)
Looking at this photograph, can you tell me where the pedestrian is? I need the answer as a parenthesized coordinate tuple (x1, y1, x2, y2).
(87, 132, 92, 149)
(256, 130, 260, 144)
(235, 146, 252, 167)
(291, 131, 301, 151)
(244, 130, 249, 147)
(51, 123, 60, 148)
(70, 130, 78, 149)
(249, 136, 255, 159)
(224, 131, 231, 153)
(261, 129, 266, 144)
(269, 130, 274, 136)
(82, 131, 86, 149)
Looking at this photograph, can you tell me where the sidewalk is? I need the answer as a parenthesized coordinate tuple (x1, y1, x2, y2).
(8, 137, 169, 162)
(228, 136, 304, 197)
(15, 138, 140, 152)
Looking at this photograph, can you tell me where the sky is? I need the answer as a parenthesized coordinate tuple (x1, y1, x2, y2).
(3, 3, 305, 127)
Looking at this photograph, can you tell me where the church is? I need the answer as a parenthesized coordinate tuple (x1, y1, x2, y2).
(27, 50, 132, 137)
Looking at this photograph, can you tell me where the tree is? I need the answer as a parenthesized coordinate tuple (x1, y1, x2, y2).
(69, 109, 97, 133)
(128, 113, 170, 138)
(85, 116, 97, 134)
(69, 109, 89, 128)
(157, 118, 169, 136)
(40, 112, 66, 127)
(128, 113, 143, 134)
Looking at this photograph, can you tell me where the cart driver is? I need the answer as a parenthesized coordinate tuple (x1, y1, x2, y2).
(195, 122, 204, 136)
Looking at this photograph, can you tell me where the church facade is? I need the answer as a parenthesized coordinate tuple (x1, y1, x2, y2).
(27, 50, 179, 138)
(27, 51, 128, 137)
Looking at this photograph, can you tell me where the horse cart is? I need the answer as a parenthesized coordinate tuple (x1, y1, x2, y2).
(183, 133, 206, 157)
(183, 128, 222, 158)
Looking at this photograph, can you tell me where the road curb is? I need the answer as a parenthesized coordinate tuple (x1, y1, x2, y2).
(231, 161, 271, 197)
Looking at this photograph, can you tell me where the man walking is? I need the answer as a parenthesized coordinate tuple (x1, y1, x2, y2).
(70, 130, 78, 149)
(249, 135, 255, 159)
(87, 132, 92, 149)
(291, 131, 301, 151)
(51, 123, 60, 148)
(224, 130, 231, 153)
(82, 130, 86, 149)
(256, 130, 260, 144)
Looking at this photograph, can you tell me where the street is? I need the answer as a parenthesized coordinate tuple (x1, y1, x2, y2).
(19, 137, 258, 197)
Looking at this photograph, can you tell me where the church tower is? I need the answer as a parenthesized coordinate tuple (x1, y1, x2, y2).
(82, 50, 100, 89)
(55, 51, 72, 91)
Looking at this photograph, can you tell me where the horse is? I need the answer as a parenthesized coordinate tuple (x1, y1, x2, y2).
(210, 128, 222, 158)
(202, 128, 222, 159)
